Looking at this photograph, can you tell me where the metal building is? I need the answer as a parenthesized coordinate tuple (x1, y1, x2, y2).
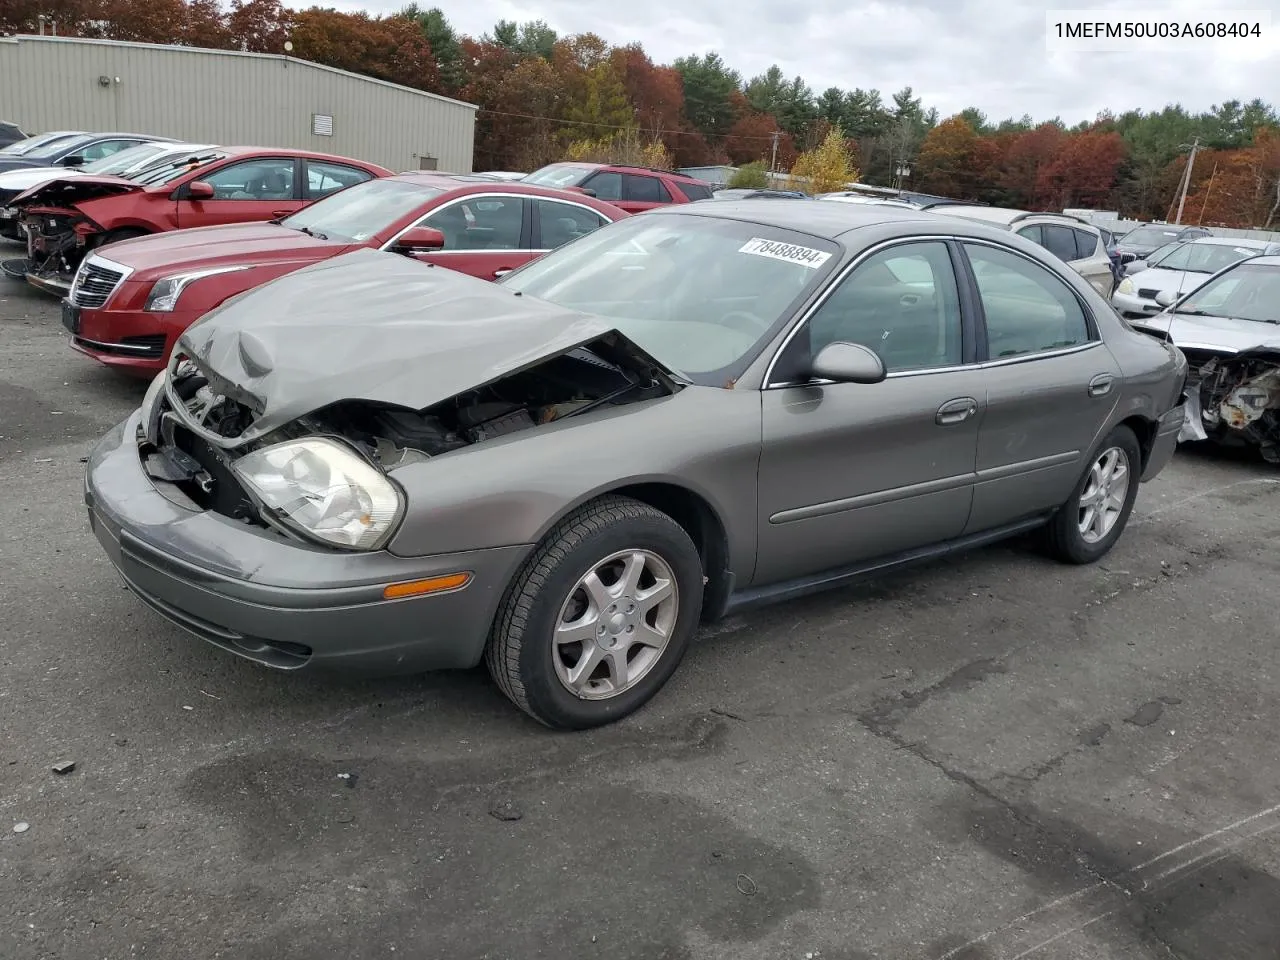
(0, 35, 477, 173)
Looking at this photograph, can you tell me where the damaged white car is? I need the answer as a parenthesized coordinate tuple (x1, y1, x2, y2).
(1127, 254, 1280, 460)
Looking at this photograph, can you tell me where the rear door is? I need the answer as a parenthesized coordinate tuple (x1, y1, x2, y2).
(401, 193, 535, 280)
(531, 197, 611, 253)
(304, 159, 377, 201)
(960, 240, 1122, 533)
(617, 173, 672, 213)
(174, 156, 303, 228)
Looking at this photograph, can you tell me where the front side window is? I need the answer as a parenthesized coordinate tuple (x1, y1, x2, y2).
(964, 243, 1091, 358)
(806, 241, 963, 373)
(76, 139, 142, 163)
(1073, 228, 1099, 259)
(199, 158, 296, 200)
(423, 195, 524, 250)
(502, 213, 838, 384)
(535, 198, 608, 249)
(582, 171, 622, 201)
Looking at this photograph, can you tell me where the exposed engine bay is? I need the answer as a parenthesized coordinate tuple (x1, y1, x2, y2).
(138, 338, 676, 530)
(1179, 347, 1280, 461)
(22, 207, 98, 286)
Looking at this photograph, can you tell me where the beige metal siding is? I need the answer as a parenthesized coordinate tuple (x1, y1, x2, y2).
(0, 36, 475, 172)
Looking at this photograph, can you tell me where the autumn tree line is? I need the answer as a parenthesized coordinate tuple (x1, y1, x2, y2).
(4, 1, 1279, 227)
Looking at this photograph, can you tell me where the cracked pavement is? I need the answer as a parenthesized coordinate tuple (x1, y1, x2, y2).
(3, 271, 1280, 959)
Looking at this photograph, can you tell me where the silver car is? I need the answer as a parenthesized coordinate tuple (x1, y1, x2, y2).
(1126, 253, 1280, 459)
(1112, 237, 1280, 319)
(84, 201, 1188, 728)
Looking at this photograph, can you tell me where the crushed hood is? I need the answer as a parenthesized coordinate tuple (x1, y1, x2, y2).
(0, 166, 88, 194)
(176, 248, 678, 444)
(1132, 310, 1280, 355)
(13, 175, 140, 208)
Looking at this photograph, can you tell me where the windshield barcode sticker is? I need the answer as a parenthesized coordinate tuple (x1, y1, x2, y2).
(738, 237, 831, 269)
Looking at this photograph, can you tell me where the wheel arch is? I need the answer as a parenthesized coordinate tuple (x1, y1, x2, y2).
(529, 479, 736, 625)
(1116, 413, 1158, 473)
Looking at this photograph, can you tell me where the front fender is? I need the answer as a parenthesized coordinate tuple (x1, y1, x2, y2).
(385, 386, 763, 577)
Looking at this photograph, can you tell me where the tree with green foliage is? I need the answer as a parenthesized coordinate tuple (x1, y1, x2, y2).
(489, 18, 557, 59)
(563, 61, 635, 139)
(672, 52, 741, 138)
(727, 161, 769, 189)
(401, 5, 465, 93)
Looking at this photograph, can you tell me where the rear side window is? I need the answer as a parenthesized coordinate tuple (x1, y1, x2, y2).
(583, 171, 622, 201)
(623, 174, 671, 203)
(1041, 224, 1081, 263)
(1015, 224, 1043, 246)
(1073, 228, 1099, 259)
(306, 161, 374, 199)
(677, 181, 714, 201)
(963, 243, 1091, 358)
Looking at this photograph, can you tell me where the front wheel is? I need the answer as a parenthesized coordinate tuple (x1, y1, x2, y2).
(1042, 424, 1142, 564)
(485, 495, 705, 729)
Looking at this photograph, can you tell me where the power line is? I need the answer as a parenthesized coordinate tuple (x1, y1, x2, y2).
(474, 106, 789, 142)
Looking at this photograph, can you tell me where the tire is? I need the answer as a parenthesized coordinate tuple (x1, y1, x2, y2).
(1042, 424, 1142, 564)
(485, 495, 704, 729)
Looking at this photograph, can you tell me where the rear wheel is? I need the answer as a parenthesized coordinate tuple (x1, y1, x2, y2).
(485, 495, 704, 729)
(1042, 425, 1141, 564)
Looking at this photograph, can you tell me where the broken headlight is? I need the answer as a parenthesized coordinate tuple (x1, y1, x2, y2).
(232, 438, 402, 550)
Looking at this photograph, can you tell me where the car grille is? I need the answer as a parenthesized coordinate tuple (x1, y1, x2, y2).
(1138, 288, 1160, 300)
(71, 260, 126, 309)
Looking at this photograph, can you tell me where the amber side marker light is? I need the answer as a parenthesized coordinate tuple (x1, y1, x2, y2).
(382, 572, 473, 600)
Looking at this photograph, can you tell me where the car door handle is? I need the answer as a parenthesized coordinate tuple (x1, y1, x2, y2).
(271, 209, 292, 217)
(936, 397, 978, 425)
(493, 268, 513, 278)
(1088, 374, 1114, 397)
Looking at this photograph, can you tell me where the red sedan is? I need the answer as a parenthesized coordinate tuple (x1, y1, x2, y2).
(60, 174, 628, 376)
(17, 146, 393, 297)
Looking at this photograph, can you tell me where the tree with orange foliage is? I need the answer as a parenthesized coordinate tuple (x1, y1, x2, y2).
(724, 109, 795, 168)
(1035, 129, 1126, 208)
(291, 9, 439, 92)
(915, 115, 982, 199)
(226, 0, 293, 52)
(999, 122, 1064, 207)
(1184, 127, 1280, 227)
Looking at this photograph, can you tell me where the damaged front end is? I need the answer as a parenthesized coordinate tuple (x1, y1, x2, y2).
(12, 177, 138, 294)
(1179, 347, 1280, 460)
(137, 334, 678, 550)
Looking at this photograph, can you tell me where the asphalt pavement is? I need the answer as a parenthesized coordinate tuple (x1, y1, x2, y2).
(3, 266, 1280, 960)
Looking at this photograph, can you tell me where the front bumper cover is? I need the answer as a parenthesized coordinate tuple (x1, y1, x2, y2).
(85, 412, 531, 675)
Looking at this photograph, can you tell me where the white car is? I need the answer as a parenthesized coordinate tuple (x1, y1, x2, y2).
(0, 142, 215, 239)
(1111, 237, 1280, 319)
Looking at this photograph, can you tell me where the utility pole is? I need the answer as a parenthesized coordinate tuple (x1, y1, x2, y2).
(769, 131, 781, 175)
(1197, 162, 1218, 226)
(1174, 137, 1201, 225)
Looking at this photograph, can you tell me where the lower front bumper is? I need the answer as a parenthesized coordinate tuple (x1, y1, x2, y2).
(1112, 291, 1162, 319)
(86, 413, 532, 675)
(68, 302, 199, 377)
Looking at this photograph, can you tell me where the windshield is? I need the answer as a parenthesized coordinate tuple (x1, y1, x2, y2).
(22, 134, 95, 163)
(1149, 242, 1261, 274)
(0, 132, 79, 156)
(1144, 241, 1186, 265)
(1177, 262, 1280, 324)
(523, 164, 595, 189)
(501, 213, 839, 384)
(130, 151, 227, 186)
(281, 179, 445, 242)
(1122, 225, 1183, 247)
(82, 143, 170, 175)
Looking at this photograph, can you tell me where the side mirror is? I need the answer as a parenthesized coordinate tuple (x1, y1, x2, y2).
(394, 226, 445, 253)
(567, 186, 597, 198)
(809, 342, 886, 384)
(61, 154, 85, 167)
(1154, 290, 1177, 308)
(187, 180, 215, 200)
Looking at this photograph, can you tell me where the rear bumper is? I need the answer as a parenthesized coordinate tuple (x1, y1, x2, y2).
(85, 413, 532, 675)
(1142, 399, 1187, 481)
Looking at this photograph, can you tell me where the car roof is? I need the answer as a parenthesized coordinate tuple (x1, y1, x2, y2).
(1186, 235, 1274, 249)
(217, 146, 383, 165)
(1245, 255, 1280, 267)
(646, 197, 939, 240)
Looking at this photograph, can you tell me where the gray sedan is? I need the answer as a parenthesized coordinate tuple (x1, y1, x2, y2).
(84, 201, 1188, 728)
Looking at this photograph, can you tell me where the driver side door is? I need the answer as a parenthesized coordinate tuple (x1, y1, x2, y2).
(754, 240, 985, 585)
(174, 157, 303, 228)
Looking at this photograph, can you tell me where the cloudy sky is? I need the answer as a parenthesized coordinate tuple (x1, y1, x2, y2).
(299, 0, 1280, 124)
